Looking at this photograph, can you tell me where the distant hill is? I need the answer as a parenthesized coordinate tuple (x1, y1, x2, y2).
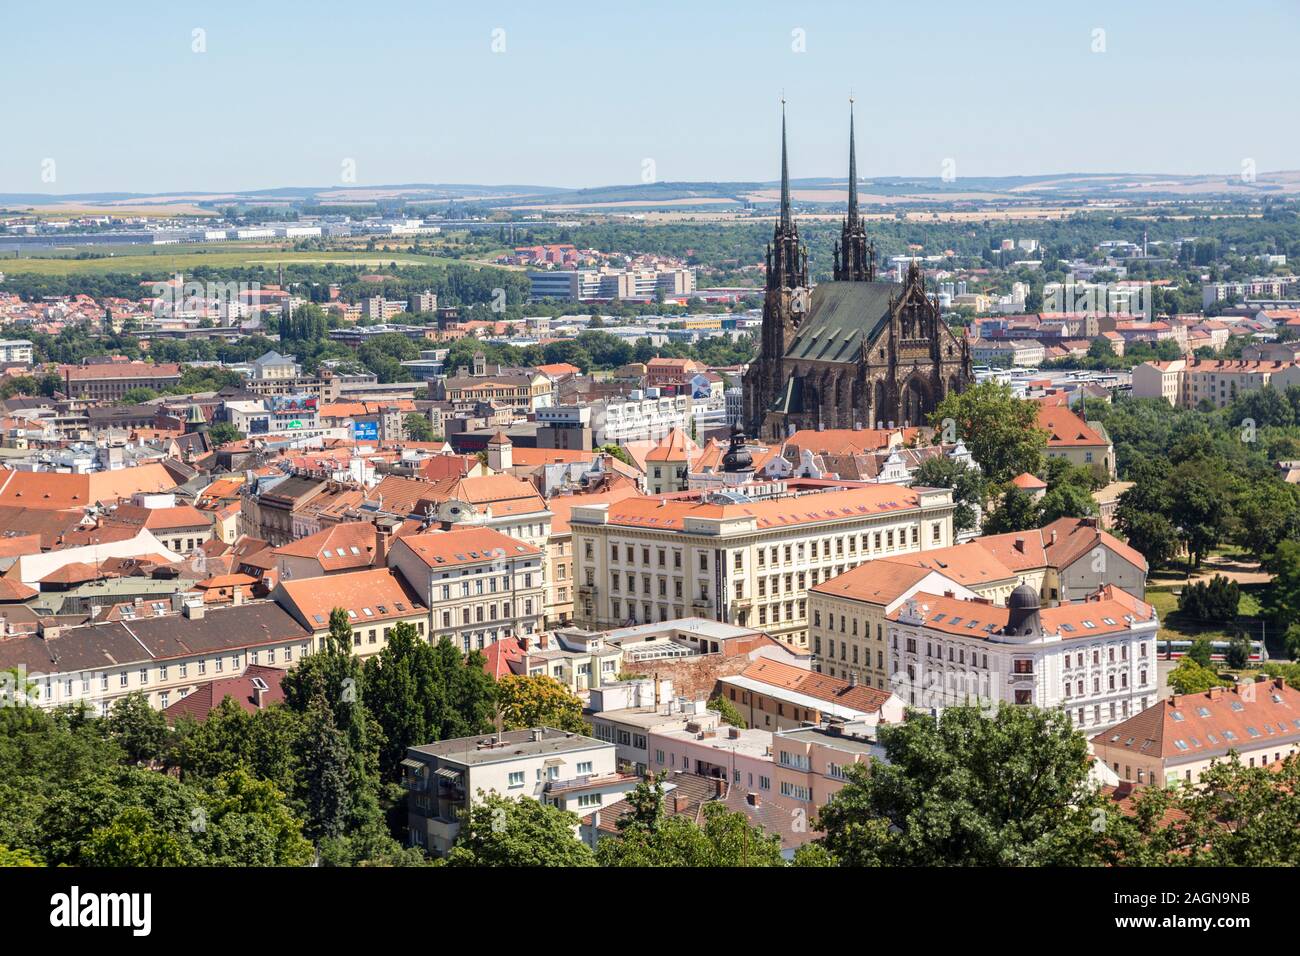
(3, 170, 1298, 215)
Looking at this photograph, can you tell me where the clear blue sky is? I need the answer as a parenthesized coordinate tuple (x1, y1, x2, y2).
(3, 0, 1297, 194)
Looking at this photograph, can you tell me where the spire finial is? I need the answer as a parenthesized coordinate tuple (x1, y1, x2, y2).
(779, 97, 792, 231)
(847, 96, 859, 223)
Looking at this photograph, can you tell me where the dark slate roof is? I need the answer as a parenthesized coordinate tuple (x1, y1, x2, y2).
(785, 280, 899, 362)
(0, 601, 311, 674)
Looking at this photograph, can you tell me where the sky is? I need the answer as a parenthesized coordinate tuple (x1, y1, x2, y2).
(2, 0, 1298, 195)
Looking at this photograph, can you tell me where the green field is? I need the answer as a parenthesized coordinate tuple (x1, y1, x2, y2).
(0, 244, 510, 276)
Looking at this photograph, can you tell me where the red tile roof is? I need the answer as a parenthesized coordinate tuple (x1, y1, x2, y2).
(1092, 679, 1300, 761)
(736, 657, 895, 714)
(394, 526, 541, 569)
(161, 665, 286, 722)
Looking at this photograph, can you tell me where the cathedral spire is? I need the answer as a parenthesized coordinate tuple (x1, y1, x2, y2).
(834, 96, 873, 282)
(779, 98, 792, 232)
(847, 97, 859, 224)
(767, 99, 805, 292)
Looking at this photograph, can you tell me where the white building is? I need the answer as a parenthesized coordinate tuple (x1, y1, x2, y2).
(402, 727, 632, 855)
(887, 583, 1158, 734)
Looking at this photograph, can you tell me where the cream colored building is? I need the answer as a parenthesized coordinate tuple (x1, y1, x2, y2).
(570, 483, 957, 649)
(386, 526, 547, 654)
(1133, 358, 1299, 409)
(1092, 679, 1300, 787)
(0, 599, 313, 715)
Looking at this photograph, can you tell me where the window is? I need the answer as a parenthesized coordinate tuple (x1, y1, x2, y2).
(508, 771, 524, 788)
(576, 761, 593, 775)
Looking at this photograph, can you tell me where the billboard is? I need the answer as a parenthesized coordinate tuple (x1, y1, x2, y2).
(248, 417, 269, 435)
(270, 394, 317, 414)
(353, 420, 379, 441)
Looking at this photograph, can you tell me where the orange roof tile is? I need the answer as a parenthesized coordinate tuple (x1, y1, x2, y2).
(394, 527, 541, 568)
(274, 568, 424, 631)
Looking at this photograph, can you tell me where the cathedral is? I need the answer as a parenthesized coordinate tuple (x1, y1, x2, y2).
(743, 104, 973, 440)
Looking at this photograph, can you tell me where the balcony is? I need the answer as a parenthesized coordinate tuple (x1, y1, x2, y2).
(578, 584, 598, 598)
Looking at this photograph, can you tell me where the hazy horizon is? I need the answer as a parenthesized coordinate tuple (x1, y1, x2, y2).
(3, 0, 1297, 195)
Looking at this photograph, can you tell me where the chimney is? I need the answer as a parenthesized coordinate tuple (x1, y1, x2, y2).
(713, 777, 726, 798)
(728, 726, 740, 739)
(1013, 537, 1025, 553)
(746, 791, 759, 807)
(1049, 530, 1057, 546)
(233, 586, 244, 606)
(183, 601, 205, 620)
(672, 792, 690, 813)
(251, 684, 266, 709)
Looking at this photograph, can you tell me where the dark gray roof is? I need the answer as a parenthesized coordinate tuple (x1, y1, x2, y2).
(785, 280, 899, 362)
(0, 601, 311, 674)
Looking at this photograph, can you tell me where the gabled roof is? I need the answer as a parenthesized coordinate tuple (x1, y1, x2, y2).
(1092, 679, 1300, 761)
(1042, 516, 1148, 573)
(1037, 404, 1108, 448)
(734, 657, 894, 715)
(273, 567, 425, 632)
(162, 665, 287, 723)
(272, 521, 379, 572)
(645, 427, 697, 463)
(394, 527, 541, 569)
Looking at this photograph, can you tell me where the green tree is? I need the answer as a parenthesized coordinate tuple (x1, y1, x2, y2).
(105, 692, 171, 765)
(707, 695, 747, 729)
(982, 483, 1042, 535)
(207, 421, 242, 445)
(445, 792, 595, 867)
(911, 457, 985, 533)
(598, 801, 785, 867)
(812, 704, 1101, 866)
(299, 693, 352, 841)
(404, 413, 436, 442)
(930, 382, 1045, 484)
(363, 625, 495, 780)
(1226, 635, 1252, 670)
(495, 674, 587, 734)
(1166, 658, 1230, 695)
(1038, 482, 1097, 525)
(81, 806, 188, 866)
(1186, 637, 1215, 668)
(595, 443, 633, 466)
(1262, 539, 1300, 634)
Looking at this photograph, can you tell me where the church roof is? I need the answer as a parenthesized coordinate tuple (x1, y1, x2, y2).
(785, 281, 899, 362)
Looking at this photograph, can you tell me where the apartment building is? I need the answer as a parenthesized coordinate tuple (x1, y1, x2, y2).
(0, 339, 33, 364)
(272, 567, 429, 658)
(60, 360, 182, 401)
(441, 369, 552, 416)
(386, 526, 546, 654)
(771, 720, 886, 812)
(888, 583, 1159, 734)
(591, 391, 692, 445)
(402, 727, 627, 855)
(1132, 358, 1298, 409)
(1092, 678, 1300, 787)
(570, 483, 957, 649)
(0, 599, 313, 714)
